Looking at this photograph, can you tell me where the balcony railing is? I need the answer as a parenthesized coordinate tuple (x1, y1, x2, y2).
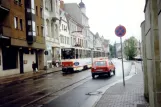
(0, 0, 10, 10)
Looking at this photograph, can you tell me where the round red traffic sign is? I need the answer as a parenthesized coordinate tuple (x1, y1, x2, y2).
(115, 25, 126, 37)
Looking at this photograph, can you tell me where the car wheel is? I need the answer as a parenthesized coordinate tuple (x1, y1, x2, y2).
(108, 72, 111, 77)
(113, 69, 115, 75)
(92, 74, 95, 79)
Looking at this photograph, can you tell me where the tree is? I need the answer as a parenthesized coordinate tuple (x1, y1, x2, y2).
(124, 36, 138, 60)
(109, 44, 115, 58)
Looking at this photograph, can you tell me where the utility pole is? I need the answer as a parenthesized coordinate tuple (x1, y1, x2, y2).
(120, 37, 125, 86)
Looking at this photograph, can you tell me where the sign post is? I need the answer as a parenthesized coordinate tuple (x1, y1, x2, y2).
(115, 25, 126, 86)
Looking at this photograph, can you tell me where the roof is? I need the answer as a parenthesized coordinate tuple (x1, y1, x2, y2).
(65, 13, 83, 28)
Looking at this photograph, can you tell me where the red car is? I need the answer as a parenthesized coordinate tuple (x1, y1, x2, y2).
(91, 59, 115, 79)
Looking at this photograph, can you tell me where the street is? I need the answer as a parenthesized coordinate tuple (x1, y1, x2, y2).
(0, 59, 132, 107)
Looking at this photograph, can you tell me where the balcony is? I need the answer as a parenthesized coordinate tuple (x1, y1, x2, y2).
(0, 0, 10, 11)
(0, 25, 11, 37)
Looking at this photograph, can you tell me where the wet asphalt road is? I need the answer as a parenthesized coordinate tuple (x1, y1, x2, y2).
(42, 59, 132, 107)
(0, 59, 132, 107)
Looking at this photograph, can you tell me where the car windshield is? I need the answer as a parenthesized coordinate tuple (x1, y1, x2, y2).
(95, 61, 106, 66)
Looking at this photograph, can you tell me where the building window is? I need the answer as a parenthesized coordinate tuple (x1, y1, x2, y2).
(32, 21, 36, 31)
(28, 20, 32, 25)
(67, 37, 69, 44)
(14, 17, 18, 29)
(71, 37, 72, 45)
(37, 26, 39, 36)
(62, 24, 63, 30)
(41, 26, 44, 36)
(65, 36, 66, 44)
(78, 38, 79, 44)
(64, 25, 65, 31)
(14, 0, 22, 6)
(20, 19, 23, 31)
(60, 36, 62, 43)
(36, 6, 38, 16)
(40, 7, 43, 18)
(31, 0, 35, 9)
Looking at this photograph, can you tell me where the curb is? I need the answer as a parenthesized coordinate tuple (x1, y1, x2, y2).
(0, 69, 62, 87)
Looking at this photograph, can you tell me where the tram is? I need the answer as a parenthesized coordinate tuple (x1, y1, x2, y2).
(61, 47, 108, 72)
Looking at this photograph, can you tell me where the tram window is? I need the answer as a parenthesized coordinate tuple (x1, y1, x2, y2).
(79, 49, 82, 58)
(83, 50, 85, 58)
(76, 49, 78, 59)
(89, 51, 91, 58)
(85, 50, 87, 58)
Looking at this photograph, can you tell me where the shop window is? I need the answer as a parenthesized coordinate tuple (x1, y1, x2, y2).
(2, 47, 18, 70)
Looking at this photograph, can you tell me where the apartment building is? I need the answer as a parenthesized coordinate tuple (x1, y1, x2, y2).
(0, 0, 45, 77)
(44, 0, 60, 68)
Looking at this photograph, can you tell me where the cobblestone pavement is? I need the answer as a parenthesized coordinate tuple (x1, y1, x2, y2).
(95, 62, 149, 107)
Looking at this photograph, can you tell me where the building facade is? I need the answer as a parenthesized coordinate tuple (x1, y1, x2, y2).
(0, 0, 45, 77)
(59, 9, 70, 49)
(44, 0, 60, 68)
(64, 1, 89, 49)
(141, 0, 161, 106)
(87, 30, 94, 49)
(66, 12, 84, 48)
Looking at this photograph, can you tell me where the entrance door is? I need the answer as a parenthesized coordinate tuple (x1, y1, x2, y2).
(19, 50, 24, 74)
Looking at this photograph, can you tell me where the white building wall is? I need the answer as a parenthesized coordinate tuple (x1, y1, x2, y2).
(23, 53, 36, 73)
(60, 11, 71, 48)
(44, 0, 60, 68)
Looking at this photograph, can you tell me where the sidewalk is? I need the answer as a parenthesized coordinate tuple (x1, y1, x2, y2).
(95, 62, 149, 107)
(0, 67, 62, 86)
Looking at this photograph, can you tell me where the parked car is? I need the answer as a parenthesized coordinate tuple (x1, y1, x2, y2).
(91, 59, 115, 79)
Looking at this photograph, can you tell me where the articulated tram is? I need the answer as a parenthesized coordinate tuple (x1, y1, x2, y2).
(61, 47, 108, 72)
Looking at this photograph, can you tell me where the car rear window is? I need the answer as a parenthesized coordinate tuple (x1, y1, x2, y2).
(95, 61, 106, 66)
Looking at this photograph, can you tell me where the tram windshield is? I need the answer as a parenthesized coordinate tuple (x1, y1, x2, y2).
(61, 48, 75, 59)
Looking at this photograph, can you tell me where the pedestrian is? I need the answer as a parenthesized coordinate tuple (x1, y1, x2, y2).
(52, 58, 56, 67)
(32, 61, 36, 73)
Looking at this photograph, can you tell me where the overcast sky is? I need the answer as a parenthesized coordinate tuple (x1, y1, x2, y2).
(64, 0, 145, 44)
